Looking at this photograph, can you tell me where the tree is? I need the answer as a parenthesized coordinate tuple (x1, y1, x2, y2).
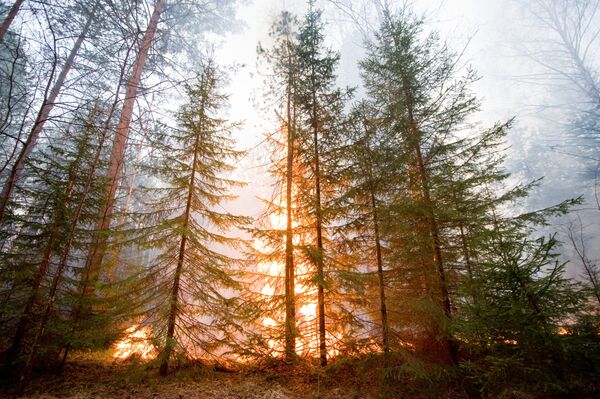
(360, 6, 483, 364)
(0, 0, 25, 43)
(330, 101, 398, 359)
(84, 0, 167, 301)
(516, 0, 600, 160)
(134, 60, 248, 375)
(0, 0, 101, 223)
(513, 0, 600, 312)
(457, 224, 587, 397)
(0, 104, 108, 391)
(294, 2, 351, 366)
(251, 11, 301, 361)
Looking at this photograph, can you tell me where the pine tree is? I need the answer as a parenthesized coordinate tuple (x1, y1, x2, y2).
(0, 0, 25, 42)
(359, 6, 487, 363)
(330, 101, 399, 359)
(248, 11, 301, 361)
(85, 0, 167, 301)
(456, 222, 587, 396)
(0, 0, 101, 223)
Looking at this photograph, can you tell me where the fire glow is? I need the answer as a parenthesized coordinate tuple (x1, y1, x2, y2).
(112, 324, 157, 361)
(255, 206, 339, 357)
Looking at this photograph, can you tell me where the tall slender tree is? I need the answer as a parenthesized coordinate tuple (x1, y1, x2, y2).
(331, 101, 398, 358)
(0, 0, 100, 223)
(130, 60, 248, 375)
(293, 2, 350, 366)
(0, 0, 25, 42)
(84, 0, 167, 299)
(360, 6, 483, 363)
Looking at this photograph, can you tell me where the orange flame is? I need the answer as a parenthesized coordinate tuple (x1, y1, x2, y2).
(256, 204, 329, 357)
(112, 324, 157, 361)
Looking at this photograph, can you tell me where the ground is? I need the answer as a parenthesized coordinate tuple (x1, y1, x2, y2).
(0, 353, 394, 399)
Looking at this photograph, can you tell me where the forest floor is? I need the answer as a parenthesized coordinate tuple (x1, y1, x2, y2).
(0, 352, 421, 399)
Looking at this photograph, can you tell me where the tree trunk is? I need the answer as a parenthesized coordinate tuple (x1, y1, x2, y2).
(2, 230, 57, 368)
(0, 2, 98, 222)
(2, 116, 90, 368)
(0, 0, 25, 42)
(369, 188, 389, 359)
(312, 95, 327, 367)
(85, 0, 166, 296)
(58, 49, 134, 368)
(284, 43, 296, 361)
(15, 143, 93, 394)
(159, 86, 202, 376)
(17, 239, 72, 395)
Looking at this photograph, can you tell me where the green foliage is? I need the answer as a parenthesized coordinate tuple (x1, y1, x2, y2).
(456, 227, 597, 397)
(127, 59, 249, 366)
(0, 103, 110, 368)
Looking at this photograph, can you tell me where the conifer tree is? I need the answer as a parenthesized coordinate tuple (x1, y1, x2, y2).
(85, 0, 167, 301)
(360, 6, 483, 364)
(0, 0, 101, 223)
(294, 2, 351, 366)
(0, 105, 108, 389)
(134, 60, 248, 375)
(456, 218, 589, 396)
(358, 5, 587, 370)
(249, 11, 302, 360)
(330, 101, 399, 358)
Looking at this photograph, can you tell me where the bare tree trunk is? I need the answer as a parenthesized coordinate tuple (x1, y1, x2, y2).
(567, 219, 600, 307)
(369, 188, 389, 360)
(284, 44, 297, 361)
(85, 0, 166, 297)
(0, 0, 25, 42)
(0, 2, 98, 222)
(312, 95, 327, 367)
(0, 36, 32, 178)
(159, 92, 202, 376)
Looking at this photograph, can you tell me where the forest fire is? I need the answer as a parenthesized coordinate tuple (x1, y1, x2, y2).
(3, 0, 600, 398)
(112, 324, 157, 361)
(256, 208, 325, 356)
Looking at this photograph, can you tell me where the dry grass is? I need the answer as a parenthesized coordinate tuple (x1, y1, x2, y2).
(0, 352, 385, 399)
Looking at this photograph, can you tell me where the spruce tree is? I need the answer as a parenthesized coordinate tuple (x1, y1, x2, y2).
(0, 104, 108, 389)
(330, 101, 399, 359)
(248, 11, 302, 360)
(133, 60, 248, 375)
(293, 2, 351, 366)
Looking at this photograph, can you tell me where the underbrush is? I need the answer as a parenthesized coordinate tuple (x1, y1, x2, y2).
(1, 347, 599, 398)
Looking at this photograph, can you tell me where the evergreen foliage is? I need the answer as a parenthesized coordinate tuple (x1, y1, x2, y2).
(131, 60, 249, 375)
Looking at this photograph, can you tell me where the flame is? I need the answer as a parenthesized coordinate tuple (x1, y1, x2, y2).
(558, 327, 568, 335)
(256, 203, 331, 357)
(112, 324, 157, 361)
